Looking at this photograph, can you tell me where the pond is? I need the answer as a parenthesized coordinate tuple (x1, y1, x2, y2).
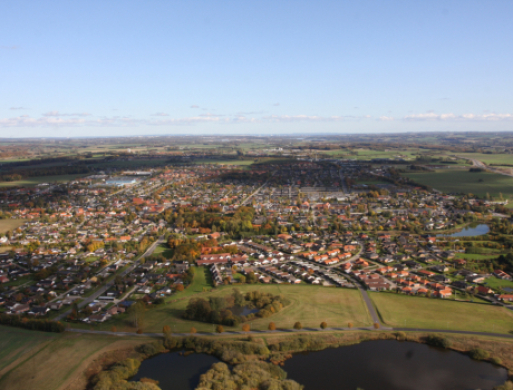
(283, 340, 507, 390)
(229, 305, 259, 316)
(130, 352, 220, 390)
(131, 341, 507, 390)
(438, 224, 490, 238)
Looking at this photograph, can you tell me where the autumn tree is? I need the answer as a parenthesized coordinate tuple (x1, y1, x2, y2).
(190, 327, 197, 334)
(163, 325, 171, 336)
(293, 322, 302, 330)
(268, 322, 276, 331)
(216, 325, 224, 333)
(320, 321, 327, 329)
(242, 323, 250, 332)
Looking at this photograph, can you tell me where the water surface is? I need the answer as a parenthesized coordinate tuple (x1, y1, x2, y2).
(283, 340, 507, 390)
(130, 352, 219, 390)
(438, 224, 489, 237)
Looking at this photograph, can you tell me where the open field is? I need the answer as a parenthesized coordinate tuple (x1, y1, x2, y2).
(192, 158, 255, 166)
(485, 277, 513, 291)
(405, 169, 513, 198)
(454, 253, 500, 261)
(94, 278, 372, 333)
(371, 292, 513, 334)
(0, 174, 88, 188)
(0, 219, 26, 234)
(456, 153, 513, 166)
(0, 326, 145, 390)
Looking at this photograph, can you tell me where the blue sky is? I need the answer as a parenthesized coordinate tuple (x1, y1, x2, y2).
(1, 0, 513, 137)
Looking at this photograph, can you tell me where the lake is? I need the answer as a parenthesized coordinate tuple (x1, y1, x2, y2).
(131, 340, 507, 390)
(283, 340, 507, 390)
(130, 352, 220, 390)
(438, 224, 490, 238)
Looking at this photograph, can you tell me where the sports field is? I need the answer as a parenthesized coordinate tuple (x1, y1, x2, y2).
(371, 292, 513, 334)
(405, 169, 513, 198)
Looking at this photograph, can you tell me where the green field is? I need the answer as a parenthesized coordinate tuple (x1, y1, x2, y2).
(153, 244, 173, 258)
(0, 174, 87, 188)
(98, 268, 372, 333)
(457, 153, 513, 166)
(0, 219, 26, 234)
(454, 253, 500, 261)
(485, 277, 513, 291)
(405, 168, 513, 198)
(371, 292, 513, 334)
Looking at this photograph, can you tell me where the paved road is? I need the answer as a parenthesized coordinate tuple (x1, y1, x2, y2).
(345, 274, 381, 325)
(56, 236, 165, 321)
(66, 325, 513, 340)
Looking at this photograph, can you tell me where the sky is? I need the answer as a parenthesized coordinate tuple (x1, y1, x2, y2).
(1, 0, 513, 138)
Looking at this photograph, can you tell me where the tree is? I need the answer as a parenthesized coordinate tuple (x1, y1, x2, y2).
(111, 326, 117, 332)
(175, 284, 185, 292)
(190, 327, 197, 334)
(268, 322, 276, 331)
(242, 323, 250, 332)
(293, 322, 302, 330)
(163, 325, 171, 336)
(128, 302, 146, 329)
(216, 325, 224, 333)
(373, 322, 380, 329)
(347, 322, 353, 328)
(320, 321, 327, 329)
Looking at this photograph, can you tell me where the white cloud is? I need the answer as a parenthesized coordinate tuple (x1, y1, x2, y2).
(42, 111, 91, 117)
(403, 112, 513, 121)
(262, 114, 370, 122)
(379, 116, 395, 121)
(151, 112, 169, 116)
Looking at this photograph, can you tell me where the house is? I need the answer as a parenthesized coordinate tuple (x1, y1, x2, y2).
(493, 270, 512, 281)
(498, 294, 513, 302)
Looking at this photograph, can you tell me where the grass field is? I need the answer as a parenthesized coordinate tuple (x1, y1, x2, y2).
(371, 292, 513, 334)
(485, 277, 513, 291)
(153, 244, 173, 258)
(0, 174, 87, 188)
(405, 169, 513, 198)
(98, 269, 371, 333)
(454, 253, 500, 261)
(0, 326, 144, 390)
(0, 219, 26, 234)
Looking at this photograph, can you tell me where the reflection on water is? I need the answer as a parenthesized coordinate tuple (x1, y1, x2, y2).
(283, 340, 507, 390)
(130, 352, 219, 390)
(438, 224, 490, 237)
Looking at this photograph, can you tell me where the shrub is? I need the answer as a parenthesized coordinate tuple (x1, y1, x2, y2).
(347, 322, 353, 328)
(293, 322, 302, 330)
(216, 325, 224, 333)
(395, 331, 406, 340)
(190, 327, 197, 334)
(136, 328, 143, 334)
(242, 323, 250, 332)
(373, 322, 380, 329)
(268, 322, 276, 331)
(491, 357, 502, 366)
(162, 325, 171, 335)
(469, 348, 489, 361)
(111, 326, 117, 332)
(320, 322, 327, 329)
(425, 335, 451, 349)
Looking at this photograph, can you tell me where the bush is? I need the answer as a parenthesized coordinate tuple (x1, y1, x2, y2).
(242, 323, 250, 332)
(163, 325, 171, 335)
(425, 335, 451, 349)
(347, 322, 353, 328)
(469, 348, 490, 361)
(190, 327, 197, 334)
(320, 322, 327, 329)
(268, 322, 276, 331)
(216, 325, 224, 333)
(293, 322, 302, 330)
(395, 331, 406, 341)
(373, 322, 380, 329)
(0, 314, 65, 333)
(491, 357, 503, 366)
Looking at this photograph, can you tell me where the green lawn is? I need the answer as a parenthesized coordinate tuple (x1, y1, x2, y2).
(457, 153, 513, 166)
(485, 277, 513, 291)
(371, 292, 513, 334)
(405, 169, 513, 198)
(0, 174, 88, 188)
(153, 244, 173, 258)
(192, 158, 255, 166)
(455, 253, 500, 261)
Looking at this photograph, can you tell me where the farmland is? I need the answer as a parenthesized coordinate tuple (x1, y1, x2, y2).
(0, 174, 88, 188)
(404, 168, 513, 198)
